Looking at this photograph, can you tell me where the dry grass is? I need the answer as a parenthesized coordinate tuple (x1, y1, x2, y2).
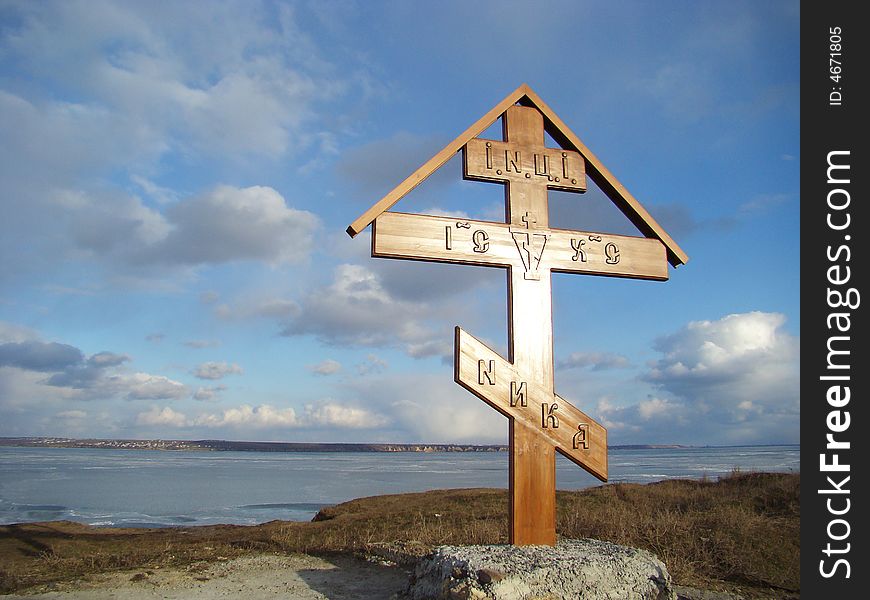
(0, 472, 798, 598)
(556, 471, 799, 597)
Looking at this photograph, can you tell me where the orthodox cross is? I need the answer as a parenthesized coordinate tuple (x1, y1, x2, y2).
(347, 85, 687, 546)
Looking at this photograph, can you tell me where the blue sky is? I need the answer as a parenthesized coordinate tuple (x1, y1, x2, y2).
(0, 0, 799, 446)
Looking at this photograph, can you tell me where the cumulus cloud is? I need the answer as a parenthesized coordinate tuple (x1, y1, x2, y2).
(87, 352, 131, 368)
(280, 263, 438, 351)
(277, 260, 503, 361)
(596, 311, 799, 444)
(1, 1, 352, 162)
(302, 401, 389, 429)
(191, 362, 244, 380)
(0, 341, 84, 372)
(143, 185, 319, 267)
(0, 1, 365, 287)
(193, 404, 298, 428)
(307, 359, 342, 376)
(64, 185, 319, 270)
(0, 326, 188, 404)
(137, 406, 188, 428)
(644, 311, 797, 403)
(594, 396, 687, 437)
(121, 373, 188, 401)
(186, 401, 386, 430)
(137, 398, 389, 432)
(193, 385, 227, 401)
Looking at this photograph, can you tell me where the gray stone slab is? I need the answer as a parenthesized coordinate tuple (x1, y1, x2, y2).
(405, 538, 674, 600)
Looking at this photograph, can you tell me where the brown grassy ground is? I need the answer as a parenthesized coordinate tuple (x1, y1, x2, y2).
(0, 471, 798, 598)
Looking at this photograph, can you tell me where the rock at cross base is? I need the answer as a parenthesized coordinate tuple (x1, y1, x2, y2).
(404, 538, 674, 600)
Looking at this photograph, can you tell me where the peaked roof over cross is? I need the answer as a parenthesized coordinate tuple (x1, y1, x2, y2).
(346, 83, 688, 268)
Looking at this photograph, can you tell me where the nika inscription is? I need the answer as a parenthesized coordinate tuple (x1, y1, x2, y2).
(573, 423, 590, 450)
(542, 402, 559, 428)
(511, 380, 527, 407)
(478, 359, 495, 385)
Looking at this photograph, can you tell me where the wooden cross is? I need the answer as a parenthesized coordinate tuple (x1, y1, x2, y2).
(348, 85, 686, 546)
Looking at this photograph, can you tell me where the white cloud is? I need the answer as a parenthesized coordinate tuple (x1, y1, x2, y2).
(192, 404, 299, 428)
(193, 385, 227, 402)
(121, 373, 188, 401)
(646, 311, 795, 383)
(0, 1, 364, 287)
(307, 359, 342, 376)
(188, 400, 388, 430)
(1, 1, 351, 162)
(303, 402, 389, 429)
(144, 185, 319, 267)
(598, 311, 799, 444)
(277, 258, 502, 363)
(280, 263, 438, 351)
(636, 397, 679, 421)
(191, 361, 244, 381)
(88, 352, 131, 367)
(137, 406, 188, 428)
(62, 185, 319, 270)
(0, 330, 189, 406)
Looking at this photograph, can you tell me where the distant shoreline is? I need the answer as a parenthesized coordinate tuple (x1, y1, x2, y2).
(0, 436, 798, 453)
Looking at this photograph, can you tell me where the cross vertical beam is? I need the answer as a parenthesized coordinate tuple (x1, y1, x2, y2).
(503, 105, 557, 545)
(357, 88, 683, 548)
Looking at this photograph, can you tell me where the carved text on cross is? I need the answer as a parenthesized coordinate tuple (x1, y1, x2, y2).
(455, 327, 607, 479)
(369, 105, 669, 545)
(521, 212, 537, 229)
(463, 132, 586, 193)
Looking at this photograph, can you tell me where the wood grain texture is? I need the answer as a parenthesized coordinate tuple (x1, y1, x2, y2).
(510, 420, 556, 546)
(372, 209, 668, 280)
(354, 93, 684, 547)
(463, 138, 586, 192)
(501, 106, 558, 545)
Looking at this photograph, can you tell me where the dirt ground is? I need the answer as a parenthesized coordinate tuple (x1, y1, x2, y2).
(2, 553, 410, 599)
